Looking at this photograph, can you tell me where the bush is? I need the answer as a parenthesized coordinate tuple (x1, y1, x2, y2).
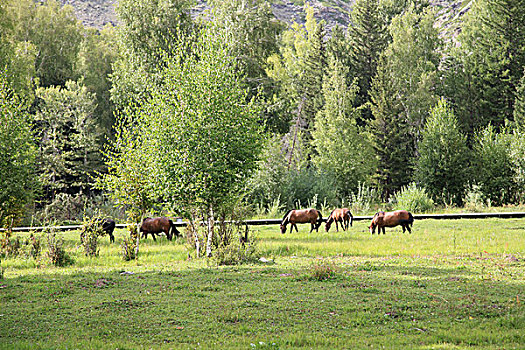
(349, 182, 381, 214)
(20, 233, 41, 260)
(80, 215, 105, 257)
(46, 230, 73, 267)
(308, 259, 338, 281)
(121, 225, 140, 261)
(0, 232, 21, 258)
(212, 235, 259, 266)
(393, 183, 434, 213)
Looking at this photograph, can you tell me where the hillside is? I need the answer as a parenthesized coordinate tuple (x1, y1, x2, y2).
(60, 0, 471, 37)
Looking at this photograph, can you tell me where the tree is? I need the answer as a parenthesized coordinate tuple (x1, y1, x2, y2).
(102, 27, 264, 257)
(312, 56, 375, 196)
(415, 99, 470, 205)
(0, 0, 36, 103)
(347, 0, 389, 124)
(514, 68, 525, 131)
(208, 0, 283, 98)
(449, 0, 525, 133)
(0, 72, 38, 228)
(11, 0, 83, 88)
(76, 26, 118, 142)
(110, 0, 194, 108)
(35, 80, 100, 200)
(472, 125, 515, 206)
(368, 5, 441, 198)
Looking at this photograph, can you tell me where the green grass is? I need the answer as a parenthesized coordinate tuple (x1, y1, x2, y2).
(1, 218, 524, 349)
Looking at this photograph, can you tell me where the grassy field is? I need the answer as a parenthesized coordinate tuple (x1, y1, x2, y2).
(1, 218, 524, 349)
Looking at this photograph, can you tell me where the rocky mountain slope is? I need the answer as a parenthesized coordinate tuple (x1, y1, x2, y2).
(59, 0, 471, 38)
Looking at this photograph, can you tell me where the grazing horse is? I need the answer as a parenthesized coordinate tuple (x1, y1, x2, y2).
(325, 208, 353, 232)
(101, 218, 116, 243)
(140, 217, 180, 241)
(369, 210, 414, 235)
(280, 209, 322, 234)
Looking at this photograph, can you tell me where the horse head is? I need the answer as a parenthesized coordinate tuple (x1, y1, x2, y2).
(325, 217, 333, 232)
(280, 224, 287, 234)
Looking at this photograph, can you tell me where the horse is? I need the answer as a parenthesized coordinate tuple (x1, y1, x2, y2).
(101, 218, 116, 243)
(280, 209, 322, 234)
(80, 218, 116, 243)
(325, 208, 353, 232)
(140, 217, 180, 241)
(369, 210, 414, 235)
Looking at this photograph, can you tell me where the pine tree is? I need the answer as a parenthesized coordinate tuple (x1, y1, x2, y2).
(347, 0, 389, 123)
(451, 0, 525, 132)
(513, 68, 525, 131)
(368, 5, 441, 199)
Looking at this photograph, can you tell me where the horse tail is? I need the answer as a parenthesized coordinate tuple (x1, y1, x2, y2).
(348, 211, 354, 227)
(316, 210, 323, 229)
(407, 212, 414, 227)
(169, 219, 180, 238)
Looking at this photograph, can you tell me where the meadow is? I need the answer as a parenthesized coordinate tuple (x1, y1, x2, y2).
(1, 218, 524, 349)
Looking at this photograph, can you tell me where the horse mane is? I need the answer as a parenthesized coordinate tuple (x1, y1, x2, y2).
(282, 209, 293, 222)
(329, 209, 335, 218)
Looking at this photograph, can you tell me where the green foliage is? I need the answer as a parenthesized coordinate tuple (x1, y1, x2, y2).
(349, 182, 381, 214)
(472, 125, 515, 206)
(415, 99, 470, 205)
(80, 215, 106, 257)
(35, 80, 101, 200)
(392, 183, 434, 213)
(369, 5, 440, 199)
(0, 0, 36, 103)
(211, 226, 260, 266)
(266, 4, 327, 134)
(0, 73, 38, 228)
(451, 0, 525, 131)
(515, 68, 525, 131)
(121, 226, 139, 261)
(312, 56, 376, 196)
(347, 0, 389, 122)
(76, 26, 118, 142)
(46, 230, 73, 267)
(507, 130, 525, 202)
(11, 0, 83, 88)
(111, 0, 194, 107)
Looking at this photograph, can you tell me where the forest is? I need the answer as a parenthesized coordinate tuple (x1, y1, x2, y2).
(1, 0, 525, 230)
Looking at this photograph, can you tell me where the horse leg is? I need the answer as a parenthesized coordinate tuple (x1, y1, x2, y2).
(293, 223, 299, 233)
(310, 222, 314, 233)
(335, 220, 339, 232)
(407, 224, 412, 234)
(402, 224, 406, 233)
(382, 226, 386, 235)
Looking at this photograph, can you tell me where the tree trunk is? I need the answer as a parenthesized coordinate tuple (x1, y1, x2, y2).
(205, 205, 214, 258)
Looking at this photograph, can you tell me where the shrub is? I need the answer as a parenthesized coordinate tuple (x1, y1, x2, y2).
(393, 183, 434, 213)
(212, 234, 259, 266)
(308, 259, 338, 281)
(349, 182, 381, 214)
(0, 232, 21, 258)
(46, 230, 73, 267)
(121, 225, 140, 261)
(211, 212, 260, 265)
(20, 233, 41, 260)
(80, 215, 105, 257)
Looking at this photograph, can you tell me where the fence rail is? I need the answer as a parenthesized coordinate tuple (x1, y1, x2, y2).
(2, 212, 525, 233)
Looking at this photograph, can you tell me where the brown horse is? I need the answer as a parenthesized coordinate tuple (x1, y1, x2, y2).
(280, 209, 322, 234)
(325, 208, 353, 232)
(369, 210, 414, 235)
(140, 217, 180, 241)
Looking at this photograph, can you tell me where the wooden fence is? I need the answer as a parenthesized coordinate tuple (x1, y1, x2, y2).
(2, 212, 525, 232)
